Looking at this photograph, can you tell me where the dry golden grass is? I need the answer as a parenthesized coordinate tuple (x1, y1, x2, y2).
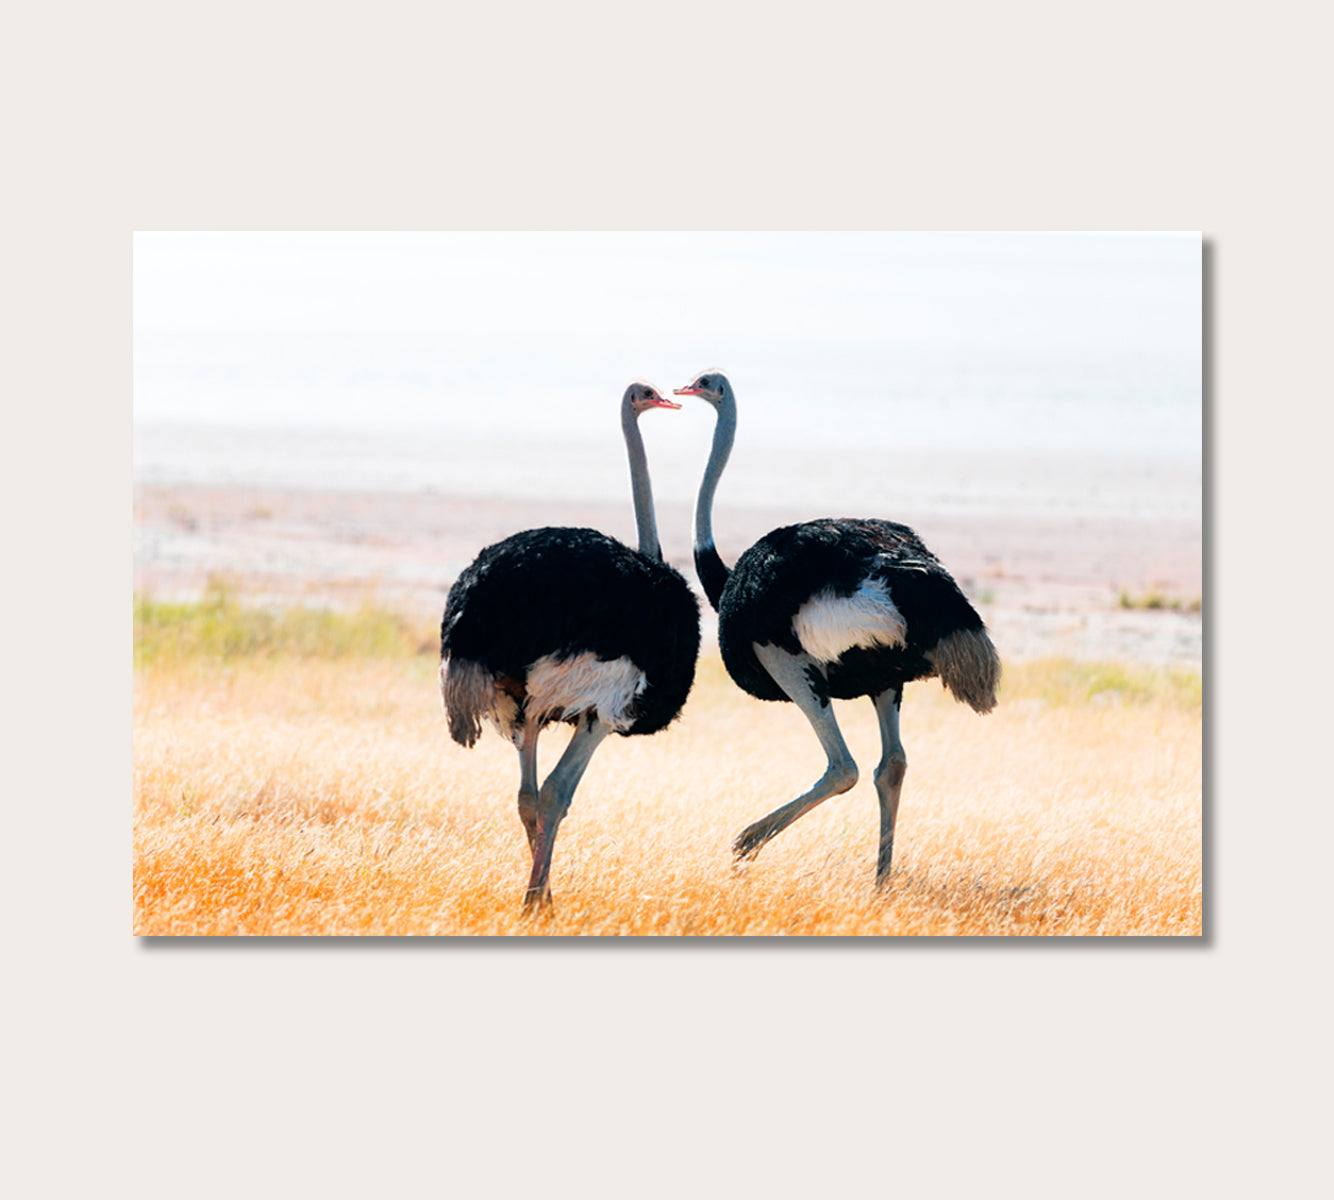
(134, 641, 1201, 936)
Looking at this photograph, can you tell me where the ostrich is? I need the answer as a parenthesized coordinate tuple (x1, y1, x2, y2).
(675, 370, 999, 888)
(440, 382, 700, 910)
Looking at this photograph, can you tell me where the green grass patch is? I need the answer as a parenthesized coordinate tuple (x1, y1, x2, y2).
(135, 581, 433, 666)
(1000, 658, 1202, 712)
(1118, 589, 1202, 613)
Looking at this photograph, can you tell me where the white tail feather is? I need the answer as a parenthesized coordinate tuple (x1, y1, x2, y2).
(440, 652, 647, 748)
(526, 652, 646, 731)
(793, 579, 907, 665)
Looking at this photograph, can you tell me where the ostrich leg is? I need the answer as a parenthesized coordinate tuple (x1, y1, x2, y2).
(515, 722, 540, 853)
(524, 715, 613, 910)
(871, 686, 906, 888)
(732, 643, 859, 862)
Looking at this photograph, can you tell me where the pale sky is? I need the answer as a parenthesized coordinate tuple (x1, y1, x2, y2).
(134, 232, 1201, 458)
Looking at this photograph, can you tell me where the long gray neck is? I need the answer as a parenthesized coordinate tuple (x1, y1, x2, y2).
(622, 404, 661, 560)
(695, 399, 735, 550)
(694, 399, 736, 610)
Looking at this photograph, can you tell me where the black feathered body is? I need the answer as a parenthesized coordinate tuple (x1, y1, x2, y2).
(713, 518, 987, 703)
(441, 527, 700, 742)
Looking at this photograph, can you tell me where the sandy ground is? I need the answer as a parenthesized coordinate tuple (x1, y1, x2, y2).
(134, 477, 1203, 668)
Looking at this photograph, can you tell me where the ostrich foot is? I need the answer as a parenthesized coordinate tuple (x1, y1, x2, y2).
(732, 820, 778, 861)
(522, 888, 553, 914)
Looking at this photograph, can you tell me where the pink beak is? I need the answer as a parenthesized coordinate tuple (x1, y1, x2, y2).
(673, 385, 705, 397)
(646, 394, 682, 410)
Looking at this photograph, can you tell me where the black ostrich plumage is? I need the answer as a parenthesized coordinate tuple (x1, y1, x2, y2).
(708, 518, 985, 703)
(441, 526, 700, 737)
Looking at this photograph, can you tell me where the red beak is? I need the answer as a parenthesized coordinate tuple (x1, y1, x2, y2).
(646, 394, 682, 410)
(673, 385, 705, 397)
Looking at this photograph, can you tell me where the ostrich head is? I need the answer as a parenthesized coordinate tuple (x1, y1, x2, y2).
(624, 381, 681, 416)
(673, 370, 733, 410)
